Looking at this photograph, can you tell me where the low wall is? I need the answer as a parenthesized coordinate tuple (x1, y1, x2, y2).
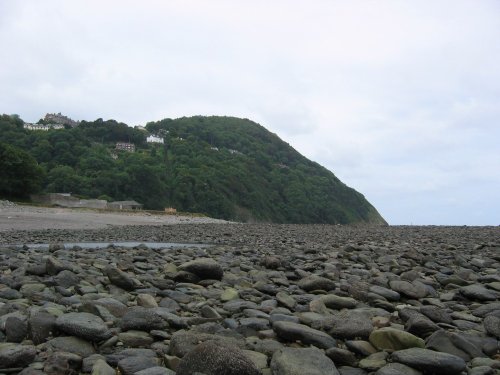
(31, 194, 107, 209)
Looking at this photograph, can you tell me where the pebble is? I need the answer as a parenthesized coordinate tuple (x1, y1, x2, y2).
(0, 224, 498, 374)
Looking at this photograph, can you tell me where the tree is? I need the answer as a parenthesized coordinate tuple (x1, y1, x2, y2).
(0, 142, 44, 198)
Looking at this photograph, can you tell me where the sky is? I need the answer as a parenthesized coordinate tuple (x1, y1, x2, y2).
(1, 1, 499, 225)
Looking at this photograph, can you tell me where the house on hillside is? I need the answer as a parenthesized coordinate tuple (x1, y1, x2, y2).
(116, 142, 135, 152)
(108, 201, 143, 210)
(24, 123, 64, 131)
(147, 135, 164, 144)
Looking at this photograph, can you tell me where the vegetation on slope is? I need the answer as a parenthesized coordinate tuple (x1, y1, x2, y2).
(0, 114, 386, 224)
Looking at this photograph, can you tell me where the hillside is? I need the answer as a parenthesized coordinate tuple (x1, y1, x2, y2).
(0, 114, 386, 224)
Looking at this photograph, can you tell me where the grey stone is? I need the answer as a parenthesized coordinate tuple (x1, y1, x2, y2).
(0, 344, 37, 369)
(6, 316, 28, 343)
(473, 302, 500, 318)
(169, 331, 244, 358)
(105, 266, 139, 291)
(426, 330, 484, 361)
(358, 351, 388, 371)
(460, 284, 499, 301)
(56, 312, 112, 342)
(298, 275, 336, 292)
(120, 306, 166, 331)
(391, 348, 466, 375)
(118, 330, 154, 347)
(419, 305, 453, 324)
(46, 256, 71, 275)
(468, 366, 496, 375)
(320, 294, 358, 309)
(176, 340, 261, 375)
(271, 347, 340, 375)
(484, 315, 500, 338)
(91, 359, 115, 375)
(338, 367, 368, 375)
(389, 280, 427, 299)
(47, 336, 96, 357)
(325, 347, 358, 367)
(44, 351, 82, 375)
(375, 363, 422, 375)
(405, 315, 440, 338)
(179, 258, 223, 280)
(0, 287, 22, 299)
(135, 366, 176, 375)
(273, 320, 336, 349)
(54, 270, 80, 288)
(369, 327, 425, 351)
(369, 285, 400, 301)
(117, 356, 160, 375)
(319, 310, 374, 339)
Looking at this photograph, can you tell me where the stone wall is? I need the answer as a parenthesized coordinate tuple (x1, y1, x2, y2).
(31, 194, 107, 209)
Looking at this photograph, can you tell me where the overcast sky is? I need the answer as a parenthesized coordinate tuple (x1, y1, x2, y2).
(1, 1, 499, 225)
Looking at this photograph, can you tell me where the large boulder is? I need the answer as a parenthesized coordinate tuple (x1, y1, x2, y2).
(176, 340, 261, 375)
(178, 258, 224, 280)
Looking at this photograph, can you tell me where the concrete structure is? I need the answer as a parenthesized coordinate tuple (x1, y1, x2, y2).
(108, 201, 143, 210)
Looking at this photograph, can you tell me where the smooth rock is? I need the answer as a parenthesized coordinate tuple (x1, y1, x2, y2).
(47, 336, 96, 357)
(369, 327, 425, 351)
(273, 320, 336, 349)
(460, 284, 499, 301)
(0, 344, 37, 369)
(425, 330, 484, 361)
(120, 306, 166, 331)
(105, 266, 138, 291)
(483, 315, 500, 338)
(271, 347, 340, 375)
(391, 348, 466, 375)
(44, 351, 82, 375)
(91, 359, 115, 375)
(56, 312, 112, 342)
(298, 275, 336, 292)
(375, 363, 422, 375)
(176, 340, 261, 375)
(179, 258, 224, 280)
(135, 366, 176, 375)
(117, 356, 160, 375)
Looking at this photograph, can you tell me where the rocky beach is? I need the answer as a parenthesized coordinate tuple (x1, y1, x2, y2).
(0, 205, 499, 375)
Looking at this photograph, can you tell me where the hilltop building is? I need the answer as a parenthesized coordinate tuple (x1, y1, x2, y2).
(147, 135, 164, 144)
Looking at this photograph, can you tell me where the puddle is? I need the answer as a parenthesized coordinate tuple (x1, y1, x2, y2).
(9, 242, 212, 250)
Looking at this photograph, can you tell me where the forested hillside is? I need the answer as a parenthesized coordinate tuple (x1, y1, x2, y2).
(0, 114, 386, 224)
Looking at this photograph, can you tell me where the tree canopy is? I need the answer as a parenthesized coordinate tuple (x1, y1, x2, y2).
(0, 114, 386, 224)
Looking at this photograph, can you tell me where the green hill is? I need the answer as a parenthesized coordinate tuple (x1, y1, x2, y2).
(0, 114, 386, 224)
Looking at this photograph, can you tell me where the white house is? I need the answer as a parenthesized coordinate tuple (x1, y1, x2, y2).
(147, 135, 164, 144)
